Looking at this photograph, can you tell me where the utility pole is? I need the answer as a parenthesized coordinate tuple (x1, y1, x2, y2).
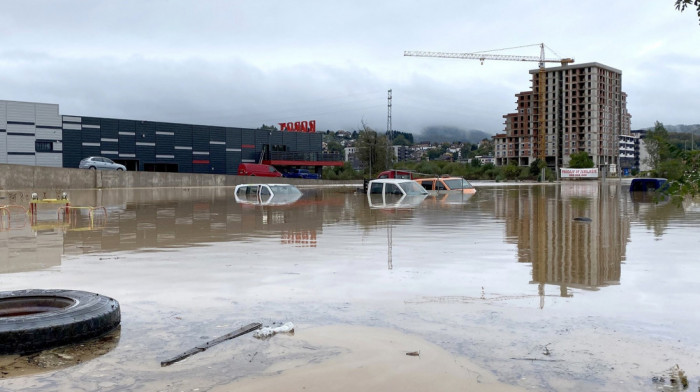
(387, 89, 393, 167)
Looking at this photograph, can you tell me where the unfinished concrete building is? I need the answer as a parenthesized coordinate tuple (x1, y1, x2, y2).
(494, 62, 632, 175)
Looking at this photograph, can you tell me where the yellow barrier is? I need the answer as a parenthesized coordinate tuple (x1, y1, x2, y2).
(57, 206, 108, 226)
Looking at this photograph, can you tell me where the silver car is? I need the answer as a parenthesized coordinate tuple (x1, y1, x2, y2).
(79, 156, 126, 171)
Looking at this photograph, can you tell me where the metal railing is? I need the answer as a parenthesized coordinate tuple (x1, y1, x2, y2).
(267, 151, 342, 162)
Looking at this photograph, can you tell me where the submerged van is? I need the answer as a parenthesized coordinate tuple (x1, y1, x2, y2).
(237, 163, 283, 177)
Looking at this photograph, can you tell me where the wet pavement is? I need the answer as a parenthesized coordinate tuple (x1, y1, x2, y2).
(1, 181, 699, 391)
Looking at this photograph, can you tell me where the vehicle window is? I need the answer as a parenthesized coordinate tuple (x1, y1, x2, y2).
(104, 158, 114, 164)
(419, 180, 433, 191)
(369, 182, 384, 194)
(378, 174, 389, 179)
(397, 173, 411, 179)
(260, 186, 271, 196)
(400, 181, 429, 195)
(268, 166, 276, 172)
(385, 183, 403, 195)
(436, 181, 446, 190)
(444, 179, 474, 190)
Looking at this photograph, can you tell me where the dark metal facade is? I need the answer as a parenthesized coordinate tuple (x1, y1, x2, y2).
(62, 116, 340, 173)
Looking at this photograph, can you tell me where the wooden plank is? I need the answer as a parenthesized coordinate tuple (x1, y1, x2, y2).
(160, 322, 261, 367)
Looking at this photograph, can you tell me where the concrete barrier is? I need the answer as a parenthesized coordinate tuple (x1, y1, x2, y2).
(0, 163, 362, 192)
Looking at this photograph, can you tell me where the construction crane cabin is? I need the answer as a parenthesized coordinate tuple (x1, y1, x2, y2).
(404, 43, 574, 179)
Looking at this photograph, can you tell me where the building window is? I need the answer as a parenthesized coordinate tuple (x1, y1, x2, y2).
(35, 141, 53, 152)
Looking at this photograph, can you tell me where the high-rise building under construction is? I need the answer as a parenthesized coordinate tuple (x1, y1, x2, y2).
(494, 62, 631, 175)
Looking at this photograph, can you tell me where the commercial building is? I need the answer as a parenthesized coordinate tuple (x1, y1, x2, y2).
(1, 99, 343, 174)
(494, 62, 632, 175)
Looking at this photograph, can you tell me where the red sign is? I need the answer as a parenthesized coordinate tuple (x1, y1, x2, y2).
(279, 120, 316, 133)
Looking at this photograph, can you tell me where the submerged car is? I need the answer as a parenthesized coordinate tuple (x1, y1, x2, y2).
(629, 178, 668, 192)
(234, 184, 302, 206)
(79, 156, 126, 171)
(415, 177, 476, 195)
(366, 178, 428, 209)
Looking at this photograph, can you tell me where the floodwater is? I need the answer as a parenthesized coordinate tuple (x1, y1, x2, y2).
(1, 181, 699, 391)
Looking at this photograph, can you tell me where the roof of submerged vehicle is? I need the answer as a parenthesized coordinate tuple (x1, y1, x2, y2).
(369, 178, 417, 184)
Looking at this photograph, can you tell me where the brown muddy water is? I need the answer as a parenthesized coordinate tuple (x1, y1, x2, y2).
(1, 181, 699, 391)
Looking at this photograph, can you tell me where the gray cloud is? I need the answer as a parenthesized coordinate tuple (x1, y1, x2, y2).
(2, 1, 699, 134)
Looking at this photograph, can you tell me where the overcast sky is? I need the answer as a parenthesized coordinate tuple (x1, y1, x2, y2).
(2, 1, 699, 135)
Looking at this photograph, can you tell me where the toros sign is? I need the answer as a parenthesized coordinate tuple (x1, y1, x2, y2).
(279, 120, 316, 133)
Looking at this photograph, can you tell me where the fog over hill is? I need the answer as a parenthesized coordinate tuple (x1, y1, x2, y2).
(414, 126, 491, 144)
(663, 124, 700, 133)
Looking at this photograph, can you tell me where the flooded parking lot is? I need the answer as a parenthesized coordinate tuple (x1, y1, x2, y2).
(1, 181, 700, 391)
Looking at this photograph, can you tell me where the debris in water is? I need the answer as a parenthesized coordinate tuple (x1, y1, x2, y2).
(406, 351, 420, 357)
(160, 323, 261, 367)
(651, 364, 689, 390)
(253, 322, 295, 339)
(573, 217, 592, 222)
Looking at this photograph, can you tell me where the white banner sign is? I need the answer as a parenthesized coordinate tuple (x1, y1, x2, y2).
(560, 168, 598, 178)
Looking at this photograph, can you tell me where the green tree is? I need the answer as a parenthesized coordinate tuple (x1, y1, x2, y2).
(392, 134, 411, 146)
(668, 150, 700, 199)
(675, 0, 700, 24)
(569, 152, 595, 168)
(503, 163, 520, 180)
(460, 142, 474, 159)
(529, 159, 546, 176)
(426, 148, 442, 160)
(259, 124, 279, 131)
(356, 124, 391, 177)
(474, 139, 494, 157)
(326, 140, 343, 154)
(643, 121, 672, 172)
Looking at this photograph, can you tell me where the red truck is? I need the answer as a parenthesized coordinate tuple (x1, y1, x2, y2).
(377, 170, 416, 180)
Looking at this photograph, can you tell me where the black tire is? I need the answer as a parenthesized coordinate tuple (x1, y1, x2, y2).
(89, 166, 96, 170)
(117, 168, 123, 171)
(0, 289, 121, 354)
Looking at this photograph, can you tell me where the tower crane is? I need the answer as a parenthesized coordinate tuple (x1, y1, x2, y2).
(404, 43, 574, 162)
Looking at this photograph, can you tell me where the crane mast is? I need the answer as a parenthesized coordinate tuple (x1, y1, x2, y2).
(404, 43, 573, 163)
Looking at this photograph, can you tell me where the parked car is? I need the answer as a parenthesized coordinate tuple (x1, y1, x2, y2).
(237, 163, 283, 177)
(79, 156, 126, 171)
(283, 168, 321, 180)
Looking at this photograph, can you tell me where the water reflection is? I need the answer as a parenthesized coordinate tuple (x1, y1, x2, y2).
(490, 183, 629, 305)
(1, 184, 693, 294)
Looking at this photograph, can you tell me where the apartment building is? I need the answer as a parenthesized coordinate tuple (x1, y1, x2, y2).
(494, 63, 632, 175)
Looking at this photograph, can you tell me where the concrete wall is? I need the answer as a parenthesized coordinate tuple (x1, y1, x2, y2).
(0, 163, 361, 192)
